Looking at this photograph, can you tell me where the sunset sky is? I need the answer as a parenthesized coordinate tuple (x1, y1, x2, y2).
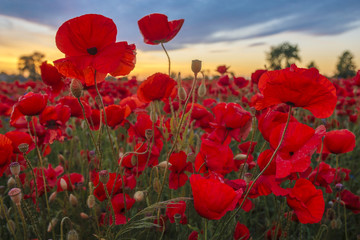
(1, 0, 360, 78)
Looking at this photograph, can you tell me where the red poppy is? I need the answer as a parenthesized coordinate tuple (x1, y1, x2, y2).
(308, 162, 335, 193)
(137, 73, 177, 103)
(138, 13, 184, 45)
(40, 61, 65, 96)
(251, 69, 267, 84)
(216, 65, 229, 75)
(190, 174, 242, 220)
(286, 179, 325, 224)
(5, 131, 34, 154)
(87, 109, 100, 131)
(255, 64, 337, 118)
(165, 201, 187, 224)
(321, 129, 356, 154)
(168, 151, 193, 189)
(92, 171, 124, 201)
(16, 92, 48, 116)
(217, 75, 230, 86)
(340, 190, 360, 214)
(39, 104, 71, 128)
(54, 14, 136, 86)
(100, 193, 135, 225)
(234, 76, 249, 89)
(59, 96, 91, 119)
(233, 222, 250, 240)
(0, 134, 13, 176)
(103, 104, 131, 128)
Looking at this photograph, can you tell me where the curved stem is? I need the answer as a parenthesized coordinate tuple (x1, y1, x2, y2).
(60, 217, 72, 240)
(161, 43, 171, 76)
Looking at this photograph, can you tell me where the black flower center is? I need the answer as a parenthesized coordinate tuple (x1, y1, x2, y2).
(87, 47, 98, 55)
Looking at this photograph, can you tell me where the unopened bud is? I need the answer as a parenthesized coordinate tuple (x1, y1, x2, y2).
(49, 191, 57, 202)
(18, 143, 29, 153)
(7, 177, 16, 188)
(244, 173, 252, 184)
(187, 152, 196, 163)
(145, 129, 153, 141)
(150, 110, 157, 122)
(60, 178, 68, 191)
(87, 195, 95, 208)
(234, 153, 248, 160)
(191, 59, 202, 76)
(0, 185, 5, 196)
(66, 127, 73, 136)
(7, 219, 16, 233)
(9, 162, 20, 176)
(153, 178, 161, 193)
(47, 218, 58, 232)
(131, 155, 137, 166)
(0, 203, 8, 219)
(99, 170, 109, 184)
(70, 78, 83, 98)
(158, 161, 171, 169)
(178, 87, 187, 101)
(134, 191, 145, 202)
(8, 188, 22, 206)
(95, 96, 102, 106)
(67, 229, 79, 240)
(69, 194, 78, 206)
(198, 81, 206, 98)
(80, 212, 89, 219)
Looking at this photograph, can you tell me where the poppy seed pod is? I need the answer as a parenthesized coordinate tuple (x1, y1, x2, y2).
(69, 194, 78, 206)
(244, 173, 252, 184)
(191, 59, 202, 76)
(8, 188, 22, 206)
(99, 170, 109, 184)
(70, 78, 83, 98)
(67, 229, 79, 240)
(9, 162, 20, 176)
(18, 143, 29, 154)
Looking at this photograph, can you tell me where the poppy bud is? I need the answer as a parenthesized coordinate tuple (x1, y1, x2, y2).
(87, 195, 95, 208)
(69, 194, 78, 206)
(131, 155, 137, 166)
(234, 153, 247, 160)
(145, 129, 153, 141)
(150, 110, 157, 122)
(244, 173, 252, 184)
(8, 188, 22, 206)
(49, 192, 57, 202)
(9, 162, 20, 176)
(191, 59, 202, 76)
(95, 96, 102, 106)
(187, 152, 195, 163)
(47, 218, 58, 232)
(70, 78, 83, 98)
(80, 212, 89, 219)
(66, 127, 73, 136)
(198, 79, 206, 98)
(60, 178, 68, 191)
(58, 154, 65, 164)
(67, 229, 79, 240)
(158, 161, 171, 169)
(178, 87, 187, 101)
(99, 170, 109, 184)
(153, 177, 161, 193)
(134, 191, 145, 202)
(7, 219, 16, 233)
(326, 208, 335, 220)
(0, 203, 8, 219)
(7, 177, 16, 188)
(18, 143, 29, 154)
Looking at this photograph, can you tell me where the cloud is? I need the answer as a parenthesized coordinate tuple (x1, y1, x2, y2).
(248, 42, 266, 48)
(1, 0, 360, 51)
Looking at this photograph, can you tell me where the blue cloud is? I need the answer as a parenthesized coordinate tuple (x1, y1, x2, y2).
(1, 0, 359, 51)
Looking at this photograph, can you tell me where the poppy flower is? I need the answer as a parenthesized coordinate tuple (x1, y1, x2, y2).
(255, 64, 337, 118)
(234, 76, 249, 89)
(233, 222, 250, 240)
(103, 104, 131, 128)
(168, 151, 193, 189)
(137, 73, 177, 103)
(190, 174, 242, 220)
(92, 171, 125, 201)
(251, 69, 267, 84)
(340, 190, 360, 214)
(138, 13, 184, 45)
(54, 14, 136, 86)
(39, 104, 71, 128)
(40, 61, 65, 97)
(308, 162, 335, 193)
(101, 193, 135, 225)
(59, 96, 91, 119)
(56, 173, 84, 192)
(165, 201, 187, 224)
(217, 75, 230, 86)
(0, 134, 13, 176)
(5, 131, 34, 154)
(321, 129, 356, 154)
(16, 92, 48, 116)
(286, 178, 325, 224)
(216, 65, 229, 75)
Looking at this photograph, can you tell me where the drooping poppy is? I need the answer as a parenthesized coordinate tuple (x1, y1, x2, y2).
(165, 201, 187, 224)
(190, 174, 242, 220)
(286, 178, 325, 224)
(16, 92, 48, 116)
(255, 64, 337, 118)
(54, 14, 136, 86)
(138, 13, 184, 45)
(137, 73, 177, 103)
(321, 129, 356, 154)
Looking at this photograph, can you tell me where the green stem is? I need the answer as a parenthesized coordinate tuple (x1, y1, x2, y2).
(161, 43, 171, 76)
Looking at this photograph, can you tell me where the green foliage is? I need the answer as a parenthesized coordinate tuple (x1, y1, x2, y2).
(266, 42, 301, 70)
(335, 50, 357, 79)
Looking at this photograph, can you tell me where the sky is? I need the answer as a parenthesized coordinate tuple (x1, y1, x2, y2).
(1, 0, 360, 78)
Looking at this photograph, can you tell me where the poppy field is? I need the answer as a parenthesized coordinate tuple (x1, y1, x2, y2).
(1, 13, 360, 240)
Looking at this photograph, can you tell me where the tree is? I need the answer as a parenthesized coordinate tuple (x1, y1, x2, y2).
(335, 50, 356, 79)
(307, 61, 319, 70)
(266, 42, 301, 70)
(18, 51, 45, 80)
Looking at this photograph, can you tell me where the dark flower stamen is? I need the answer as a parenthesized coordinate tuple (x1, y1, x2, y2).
(87, 47, 98, 55)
